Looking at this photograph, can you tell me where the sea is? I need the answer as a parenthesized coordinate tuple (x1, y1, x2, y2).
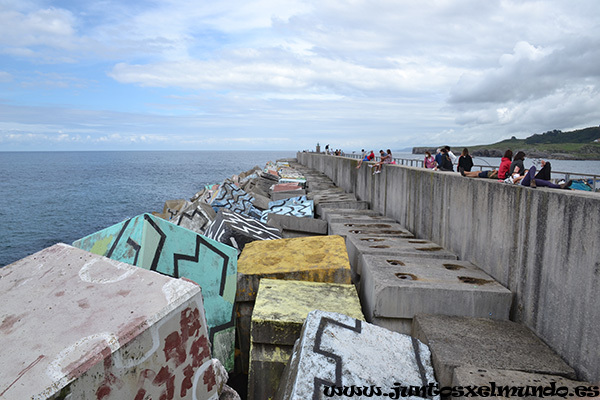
(0, 150, 296, 267)
(1, 150, 598, 268)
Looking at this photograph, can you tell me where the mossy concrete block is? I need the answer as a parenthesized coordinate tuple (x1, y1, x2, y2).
(360, 256, 512, 334)
(452, 367, 593, 400)
(236, 235, 352, 302)
(275, 310, 438, 400)
(251, 279, 364, 346)
(328, 221, 414, 239)
(412, 314, 577, 388)
(248, 343, 294, 400)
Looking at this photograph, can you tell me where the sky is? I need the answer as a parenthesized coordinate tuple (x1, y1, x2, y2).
(0, 0, 599, 151)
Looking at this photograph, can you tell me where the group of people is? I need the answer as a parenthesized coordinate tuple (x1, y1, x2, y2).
(424, 147, 570, 189)
(356, 149, 394, 174)
(324, 145, 345, 156)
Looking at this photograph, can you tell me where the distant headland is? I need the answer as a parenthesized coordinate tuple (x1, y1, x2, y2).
(413, 126, 600, 160)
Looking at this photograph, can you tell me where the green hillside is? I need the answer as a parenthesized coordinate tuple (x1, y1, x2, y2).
(414, 126, 600, 160)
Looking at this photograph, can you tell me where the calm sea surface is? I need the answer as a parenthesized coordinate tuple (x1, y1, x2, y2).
(0, 151, 295, 267)
(1, 150, 598, 267)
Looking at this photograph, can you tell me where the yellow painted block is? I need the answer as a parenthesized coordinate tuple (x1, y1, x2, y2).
(236, 235, 352, 301)
(251, 279, 364, 345)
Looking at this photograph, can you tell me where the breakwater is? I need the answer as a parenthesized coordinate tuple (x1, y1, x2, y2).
(297, 151, 600, 383)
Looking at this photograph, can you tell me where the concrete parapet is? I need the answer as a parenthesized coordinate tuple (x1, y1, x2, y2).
(275, 310, 438, 400)
(297, 152, 600, 382)
(248, 279, 363, 400)
(72, 213, 237, 371)
(412, 314, 577, 388)
(0, 244, 223, 399)
(360, 256, 512, 334)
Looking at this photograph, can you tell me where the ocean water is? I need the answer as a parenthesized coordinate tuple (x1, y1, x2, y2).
(0, 151, 296, 267)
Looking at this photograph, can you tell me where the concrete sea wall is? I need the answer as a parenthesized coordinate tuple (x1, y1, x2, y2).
(297, 151, 600, 383)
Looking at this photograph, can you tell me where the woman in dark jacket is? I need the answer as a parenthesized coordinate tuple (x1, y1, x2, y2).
(457, 148, 473, 174)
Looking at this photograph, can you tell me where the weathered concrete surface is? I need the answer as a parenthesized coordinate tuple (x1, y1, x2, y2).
(328, 221, 414, 238)
(261, 196, 314, 222)
(316, 200, 370, 217)
(297, 152, 600, 382)
(266, 213, 328, 236)
(271, 190, 307, 202)
(323, 210, 396, 225)
(236, 235, 352, 302)
(153, 198, 190, 221)
(452, 367, 594, 400)
(72, 213, 237, 371)
(248, 279, 363, 400)
(204, 208, 282, 253)
(345, 235, 458, 282)
(275, 310, 438, 400)
(360, 256, 512, 333)
(0, 244, 223, 399)
(412, 314, 577, 388)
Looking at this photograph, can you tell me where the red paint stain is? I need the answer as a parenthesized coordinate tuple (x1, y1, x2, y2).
(180, 364, 194, 398)
(203, 366, 217, 393)
(153, 366, 175, 400)
(96, 385, 111, 400)
(117, 315, 148, 346)
(0, 314, 21, 334)
(190, 335, 211, 367)
(163, 331, 186, 367)
(117, 289, 131, 297)
(77, 299, 90, 309)
(55, 291, 65, 297)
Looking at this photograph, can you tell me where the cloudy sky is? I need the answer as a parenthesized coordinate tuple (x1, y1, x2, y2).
(0, 0, 598, 151)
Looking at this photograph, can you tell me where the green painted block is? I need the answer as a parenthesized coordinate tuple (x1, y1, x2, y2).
(73, 213, 237, 371)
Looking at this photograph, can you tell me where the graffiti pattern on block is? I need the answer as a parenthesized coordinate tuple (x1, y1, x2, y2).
(261, 195, 314, 222)
(176, 201, 216, 235)
(210, 181, 259, 216)
(72, 213, 237, 371)
(205, 208, 282, 253)
(58, 304, 220, 400)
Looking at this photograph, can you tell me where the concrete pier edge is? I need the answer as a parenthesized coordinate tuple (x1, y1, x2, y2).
(297, 151, 600, 383)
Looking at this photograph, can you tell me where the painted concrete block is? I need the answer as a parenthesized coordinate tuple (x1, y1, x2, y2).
(237, 235, 352, 303)
(235, 236, 352, 376)
(261, 171, 279, 181)
(452, 367, 593, 400)
(250, 191, 271, 210)
(266, 214, 327, 236)
(261, 196, 314, 222)
(328, 221, 414, 239)
(211, 180, 262, 219)
(360, 256, 512, 334)
(412, 314, 577, 388)
(204, 208, 283, 254)
(248, 279, 365, 399)
(251, 279, 364, 346)
(73, 213, 237, 371)
(176, 199, 217, 234)
(271, 190, 307, 202)
(0, 244, 224, 399)
(273, 183, 302, 192)
(345, 235, 458, 282)
(275, 310, 438, 400)
(154, 198, 191, 221)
